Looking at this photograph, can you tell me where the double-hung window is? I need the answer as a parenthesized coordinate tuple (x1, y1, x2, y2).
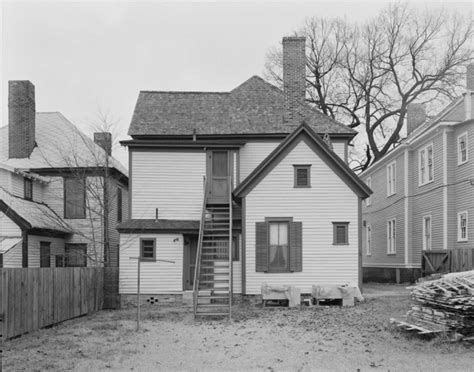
(24, 178, 33, 200)
(387, 162, 396, 196)
(422, 215, 432, 251)
(458, 211, 468, 242)
(419, 144, 433, 185)
(387, 219, 396, 254)
(458, 133, 468, 165)
(269, 221, 289, 271)
(366, 224, 372, 256)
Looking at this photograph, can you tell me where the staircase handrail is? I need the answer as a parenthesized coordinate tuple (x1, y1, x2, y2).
(228, 175, 233, 319)
(193, 176, 207, 316)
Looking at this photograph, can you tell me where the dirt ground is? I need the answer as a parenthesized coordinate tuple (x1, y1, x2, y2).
(3, 284, 473, 371)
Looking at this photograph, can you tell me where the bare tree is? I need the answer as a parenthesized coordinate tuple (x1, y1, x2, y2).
(265, 3, 472, 171)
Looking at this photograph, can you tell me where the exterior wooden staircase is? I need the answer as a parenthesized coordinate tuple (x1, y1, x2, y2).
(193, 178, 233, 319)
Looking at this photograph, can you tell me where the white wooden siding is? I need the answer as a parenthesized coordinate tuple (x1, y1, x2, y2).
(0, 212, 21, 236)
(10, 173, 24, 198)
(332, 140, 346, 162)
(2, 242, 22, 268)
(131, 151, 206, 220)
(0, 169, 10, 191)
(27, 235, 65, 267)
(119, 234, 184, 294)
(245, 140, 359, 295)
(239, 141, 280, 182)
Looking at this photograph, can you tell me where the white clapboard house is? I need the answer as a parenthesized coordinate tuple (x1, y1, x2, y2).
(118, 37, 371, 316)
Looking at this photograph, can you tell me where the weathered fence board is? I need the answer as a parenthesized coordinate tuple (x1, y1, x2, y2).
(0, 268, 105, 340)
(422, 248, 474, 276)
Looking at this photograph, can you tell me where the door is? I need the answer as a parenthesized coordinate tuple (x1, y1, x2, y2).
(183, 235, 198, 290)
(207, 150, 231, 204)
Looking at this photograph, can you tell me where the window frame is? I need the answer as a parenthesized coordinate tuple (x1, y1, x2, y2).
(40, 241, 51, 267)
(140, 238, 156, 261)
(387, 218, 396, 255)
(24, 178, 33, 200)
(422, 215, 432, 251)
(267, 219, 291, 272)
(64, 177, 87, 219)
(65, 243, 87, 267)
(418, 143, 434, 186)
(332, 222, 350, 245)
(293, 165, 311, 188)
(365, 177, 372, 206)
(457, 132, 468, 165)
(366, 224, 372, 256)
(458, 211, 468, 242)
(386, 161, 396, 196)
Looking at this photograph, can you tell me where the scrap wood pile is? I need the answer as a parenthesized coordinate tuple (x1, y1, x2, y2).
(391, 270, 474, 341)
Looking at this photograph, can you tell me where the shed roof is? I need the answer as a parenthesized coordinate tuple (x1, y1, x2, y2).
(129, 76, 355, 137)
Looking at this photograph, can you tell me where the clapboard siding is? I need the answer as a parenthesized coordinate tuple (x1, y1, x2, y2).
(131, 151, 206, 220)
(332, 140, 346, 162)
(119, 234, 184, 294)
(245, 140, 359, 294)
(27, 235, 65, 268)
(2, 242, 22, 267)
(10, 173, 24, 198)
(239, 141, 280, 182)
(0, 211, 21, 236)
(0, 169, 10, 191)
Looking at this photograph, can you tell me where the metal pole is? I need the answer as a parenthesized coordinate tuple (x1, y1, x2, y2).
(137, 257, 141, 331)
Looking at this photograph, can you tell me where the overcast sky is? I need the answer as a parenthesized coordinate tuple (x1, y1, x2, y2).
(1, 0, 472, 167)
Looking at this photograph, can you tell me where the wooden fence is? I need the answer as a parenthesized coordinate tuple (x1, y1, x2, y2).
(1, 268, 105, 340)
(422, 248, 474, 276)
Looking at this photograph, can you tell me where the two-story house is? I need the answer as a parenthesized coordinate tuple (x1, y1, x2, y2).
(0, 81, 129, 268)
(118, 37, 371, 316)
(361, 65, 474, 282)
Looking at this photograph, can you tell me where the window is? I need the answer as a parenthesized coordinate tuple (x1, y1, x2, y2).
(232, 235, 240, 262)
(40, 242, 51, 267)
(387, 219, 396, 254)
(294, 165, 311, 188)
(366, 224, 372, 256)
(458, 132, 468, 165)
(65, 244, 87, 267)
(333, 222, 349, 245)
(24, 178, 33, 200)
(422, 216, 432, 251)
(117, 187, 123, 223)
(387, 162, 396, 196)
(366, 177, 372, 206)
(458, 211, 468, 242)
(255, 218, 302, 273)
(64, 177, 86, 219)
(419, 144, 433, 185)
(140, 239, 156, 261)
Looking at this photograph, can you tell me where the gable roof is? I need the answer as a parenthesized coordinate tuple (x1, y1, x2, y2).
(128, 76, 355, 137)
(0, 187, 72, 234)
(233, 122, 372, 199)
(0, 112, 127, 176)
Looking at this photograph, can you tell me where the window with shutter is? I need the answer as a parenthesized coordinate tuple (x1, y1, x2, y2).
(293, 165, 311, 188)
(64, 177, 86, 219)
(332, 222, 349, 245)
(255, 219, 303, 273)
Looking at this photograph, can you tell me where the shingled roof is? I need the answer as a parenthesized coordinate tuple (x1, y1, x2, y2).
(128, 76, 355, 137)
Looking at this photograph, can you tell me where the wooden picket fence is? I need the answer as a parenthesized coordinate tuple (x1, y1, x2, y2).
(1, 268, 105, 340)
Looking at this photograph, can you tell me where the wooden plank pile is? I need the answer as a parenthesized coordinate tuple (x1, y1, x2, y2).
(391, 270, 474, 341)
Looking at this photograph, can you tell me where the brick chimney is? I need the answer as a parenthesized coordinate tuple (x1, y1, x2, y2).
(283, 36, 306, 122)
(466, 63, 474, 92)
(465, 64, 473, 120)
(8, 81, 36, 158)
(406, 103, 426, 135)
(94, 132, 112, 156)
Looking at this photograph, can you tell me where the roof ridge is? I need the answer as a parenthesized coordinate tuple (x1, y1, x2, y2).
(140, 90, 229, 95)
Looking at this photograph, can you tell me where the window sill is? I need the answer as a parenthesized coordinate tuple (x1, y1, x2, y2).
(418, 180, 434, 187)
(64, 217, 87, 220)
(458, 160, 468, 166)
(294, 185, 311, 188)
(332, 243, 349, 246)
(386, 193, 396, 198)
(139, 258, 156, 262)
(457, 240, 468, 243)
(386, 253, 396, 256)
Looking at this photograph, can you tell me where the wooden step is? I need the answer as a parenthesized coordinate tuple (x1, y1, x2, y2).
(199, 279, 229, 284)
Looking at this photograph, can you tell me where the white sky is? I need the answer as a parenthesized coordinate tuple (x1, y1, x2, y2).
(1, 0, 472, 167)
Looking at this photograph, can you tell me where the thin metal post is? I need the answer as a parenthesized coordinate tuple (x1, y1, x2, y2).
(137, 257, 141, 331)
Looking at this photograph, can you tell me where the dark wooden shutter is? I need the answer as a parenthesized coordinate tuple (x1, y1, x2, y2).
(255, 222, 268, 272)
(289, 221, 302, 272)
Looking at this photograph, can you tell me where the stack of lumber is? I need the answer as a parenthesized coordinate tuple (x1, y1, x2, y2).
(391, 270, 474, 340)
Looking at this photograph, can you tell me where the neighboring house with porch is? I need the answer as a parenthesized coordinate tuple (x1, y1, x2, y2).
(118, 37, 371, 316)
(361, 65, 474, 282)
(0, 81, 129, 268)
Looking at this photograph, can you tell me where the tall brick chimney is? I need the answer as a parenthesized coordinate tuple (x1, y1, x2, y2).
(94, 132, 112, 156)
(465, 64, 473, 120)
(406, 103, 426, 135)
(466, 63, 474, 92)
(8, 81, 36, 158)
(283, 36, 306, 122)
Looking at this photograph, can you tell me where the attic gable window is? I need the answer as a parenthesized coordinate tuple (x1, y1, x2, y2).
(294, 165, 311, 188)
(64, 177, 86, 219)
(24, 178, 33, 200)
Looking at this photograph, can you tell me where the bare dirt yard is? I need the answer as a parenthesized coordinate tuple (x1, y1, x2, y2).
(3, 284, 473, 371)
